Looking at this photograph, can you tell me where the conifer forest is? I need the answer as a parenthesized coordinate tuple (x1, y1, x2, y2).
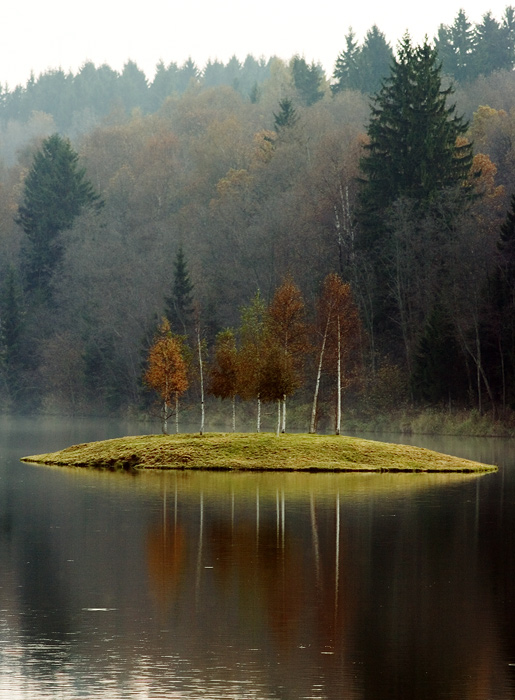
(3, 9, 515, 428)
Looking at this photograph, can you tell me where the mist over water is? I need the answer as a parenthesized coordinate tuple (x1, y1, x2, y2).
(0, 418, 514, 699)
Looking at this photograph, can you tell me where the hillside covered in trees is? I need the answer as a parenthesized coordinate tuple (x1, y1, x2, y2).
(2, 9, 515, 428)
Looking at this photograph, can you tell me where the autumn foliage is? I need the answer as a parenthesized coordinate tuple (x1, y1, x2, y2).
(311, 273, 363, 434)
(144, 318, 189, 433)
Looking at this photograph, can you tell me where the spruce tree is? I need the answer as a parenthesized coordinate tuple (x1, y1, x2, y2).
(291, 56, 324, 106)
(165, 245, 194, 336)
(332, 26, 392, 95)
(359, 26, 393, 94)
(0, 267, 25, 404)
(492, 193, 515, 406)
(273, 98, 298, 132)
(332, 29, 361, 93)
(16, 133, 102, 298)
(359, 35, 472, 248)
(435, 10, 476, 82)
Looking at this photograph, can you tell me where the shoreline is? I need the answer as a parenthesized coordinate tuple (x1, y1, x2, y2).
(21, 432, 498, 474)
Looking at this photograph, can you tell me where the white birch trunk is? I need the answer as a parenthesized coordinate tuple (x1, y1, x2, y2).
(336, 316, 341, 435)
(310, 315, 330, 434)
(197, 325, 205, 435)
(281, 396, 286, 433)
(232, 395, 236, 432)
(163, 398, 168, 435)
(257, 395, 261, 433)
(175, 393, 179, 434)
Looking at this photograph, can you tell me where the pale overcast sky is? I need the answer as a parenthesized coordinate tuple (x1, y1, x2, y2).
(1, 0, 512, 87)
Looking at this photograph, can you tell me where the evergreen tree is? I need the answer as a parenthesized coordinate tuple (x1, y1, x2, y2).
(165, 245, 194, 336)
(332, 26, 392, 94)
(0, 267, 25, 404)
(177, 58, 200, 93)
(118, 60, 149, 112)
(273, 98, 298, 132)
(411, 303, 462, 404)
(491, 193, 515, 407)
(291, 56, 324, 105)
(359, 36, 472, 248)
(16, 133, 102, 298)
(332, 29, 361, 93)
(359, 26, 393, 94)
(435, 10, 476, 82)
(149, 61, 179, 110)
(203, 59, 226, 88)
(474, 11, 512, 76)
(358, 36, 473, 386)
(225, 55, 242, 89)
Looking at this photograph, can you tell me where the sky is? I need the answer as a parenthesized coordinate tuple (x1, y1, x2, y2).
(1, 0, 513, 88)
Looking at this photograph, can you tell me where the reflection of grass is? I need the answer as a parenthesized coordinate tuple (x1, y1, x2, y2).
(22, 432, 496, 473)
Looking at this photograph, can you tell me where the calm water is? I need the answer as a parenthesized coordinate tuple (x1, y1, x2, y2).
(0, 417, 515, 699)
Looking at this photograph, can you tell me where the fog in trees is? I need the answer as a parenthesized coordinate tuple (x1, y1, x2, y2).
(0, 21, 514, 423)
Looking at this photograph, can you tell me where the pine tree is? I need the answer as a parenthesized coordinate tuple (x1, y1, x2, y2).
(16, 133, 102, 298)
(291, 56, 324, 106)
(411, 303, 462, 404)
(435, 10, 476, 82)
(359, 25, 393, 94)
(332, 29, 361, 93)
(332, 26, 392, 95)
(166, 245, 194, 336)
(491, 193, 515, 407)
(359, 35, 472, 248)
(474, 11, 513, 77)
(0, 267, 25, 404)
(273, 98, 298, 132)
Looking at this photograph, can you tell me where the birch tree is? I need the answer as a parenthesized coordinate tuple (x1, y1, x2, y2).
(310, 273, 362, 434)
(144, 319, 189, 434)
(210, 329, 239, 432)
(237, 292, 266, 432)
(266, 276, 308, 433)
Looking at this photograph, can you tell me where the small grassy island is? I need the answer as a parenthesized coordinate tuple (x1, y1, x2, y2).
(22, 433, 497, 473)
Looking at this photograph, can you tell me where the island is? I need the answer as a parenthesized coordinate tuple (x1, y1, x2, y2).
(22, 433, 497, 473)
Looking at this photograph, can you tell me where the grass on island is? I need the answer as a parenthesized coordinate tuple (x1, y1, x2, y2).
(22, 432, 497, 473)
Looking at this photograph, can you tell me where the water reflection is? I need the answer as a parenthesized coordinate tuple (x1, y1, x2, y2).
(1, 426, 515, 698)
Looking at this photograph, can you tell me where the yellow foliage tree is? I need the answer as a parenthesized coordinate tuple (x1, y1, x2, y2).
(144, 318, 188, 434)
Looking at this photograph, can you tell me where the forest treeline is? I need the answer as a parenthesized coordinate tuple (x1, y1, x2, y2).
(2, 12, 515, 425)
(1, 7, 515, 146)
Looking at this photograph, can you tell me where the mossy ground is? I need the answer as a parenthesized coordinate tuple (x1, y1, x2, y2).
(22, 432, 497, 473)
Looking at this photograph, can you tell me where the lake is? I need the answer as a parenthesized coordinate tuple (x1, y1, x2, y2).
(0, 417, 514, 699)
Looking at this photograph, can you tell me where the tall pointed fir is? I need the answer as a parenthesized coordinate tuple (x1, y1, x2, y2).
(16, 133, 102, 300)
(357, 36, 473, 385)
(165, 245, 194, 337)
(359, 35, 472, 248)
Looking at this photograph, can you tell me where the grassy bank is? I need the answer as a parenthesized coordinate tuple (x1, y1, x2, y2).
(22, 432, 497, 473)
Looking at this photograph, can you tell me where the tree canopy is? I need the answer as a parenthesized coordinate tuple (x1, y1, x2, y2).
(16, 133, 102, 296)
(358, 35, 472, 247)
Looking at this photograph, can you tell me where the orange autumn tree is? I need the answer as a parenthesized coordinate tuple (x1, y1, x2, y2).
(310, 273, 362, 435)
(210, 328, 239, 432)
(144, 318, 189, 434)
(266, 276, 309, 433)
